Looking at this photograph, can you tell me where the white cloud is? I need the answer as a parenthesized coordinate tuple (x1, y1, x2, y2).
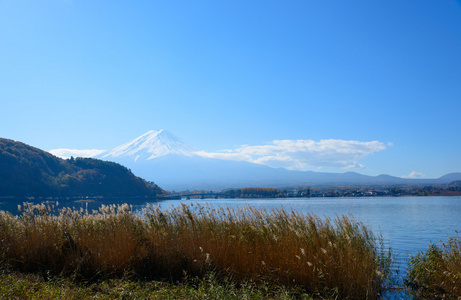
(195, 139, 386, 171)
(402, 171, 425, 179)
(49, 149, 106, 159)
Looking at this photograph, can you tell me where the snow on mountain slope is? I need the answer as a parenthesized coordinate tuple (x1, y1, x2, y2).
(102, 130, 196, 162)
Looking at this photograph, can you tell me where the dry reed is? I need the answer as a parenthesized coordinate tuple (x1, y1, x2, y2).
(406, 232, 461, 299)
(0, 202, 393, 299)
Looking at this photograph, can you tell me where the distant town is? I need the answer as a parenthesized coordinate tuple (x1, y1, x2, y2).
(176, 182, 461, 199)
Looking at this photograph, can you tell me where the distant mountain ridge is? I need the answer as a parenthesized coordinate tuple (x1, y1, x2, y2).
(0, 138, 164, 197)
(437, 173, 461, 183)
(96, 130, 461, 190)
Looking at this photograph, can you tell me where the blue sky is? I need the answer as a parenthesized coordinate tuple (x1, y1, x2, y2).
(1, 0, 461, 178)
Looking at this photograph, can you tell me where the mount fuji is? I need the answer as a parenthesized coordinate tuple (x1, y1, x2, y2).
(96, 130, 294, 190)
(96, 130, 461, 190)
(102, 129, 197, 162)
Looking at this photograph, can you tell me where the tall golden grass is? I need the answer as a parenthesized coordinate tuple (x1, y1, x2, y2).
(0, 202, 393, 299)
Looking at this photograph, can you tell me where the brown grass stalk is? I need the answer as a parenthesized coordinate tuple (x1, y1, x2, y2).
(0, 202, 393, 299)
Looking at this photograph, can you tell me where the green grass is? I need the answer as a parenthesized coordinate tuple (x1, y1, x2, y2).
(0, 271, 317, 300)
(0, 203, 394, 299)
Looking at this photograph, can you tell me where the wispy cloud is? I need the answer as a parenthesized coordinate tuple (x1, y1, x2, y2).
(196, 139, 387, 170)
(49, 149, 106, 159)
(402, 171, 425, 179)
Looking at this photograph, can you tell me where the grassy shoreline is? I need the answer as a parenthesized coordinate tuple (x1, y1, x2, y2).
(0, 271, 322, 300)
(1, 203, 394, 299)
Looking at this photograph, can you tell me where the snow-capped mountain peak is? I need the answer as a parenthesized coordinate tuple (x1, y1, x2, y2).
(102, 129, 196, 161)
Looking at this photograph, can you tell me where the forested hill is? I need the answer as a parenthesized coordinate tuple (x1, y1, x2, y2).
(0, 138, 164, 197)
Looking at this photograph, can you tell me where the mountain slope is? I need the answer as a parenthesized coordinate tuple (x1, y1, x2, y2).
(436, 173, 461, 183)
(0, 138, 164, 197)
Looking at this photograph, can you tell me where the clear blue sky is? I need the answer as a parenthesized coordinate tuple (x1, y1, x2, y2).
(1, 0, 460, 178)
